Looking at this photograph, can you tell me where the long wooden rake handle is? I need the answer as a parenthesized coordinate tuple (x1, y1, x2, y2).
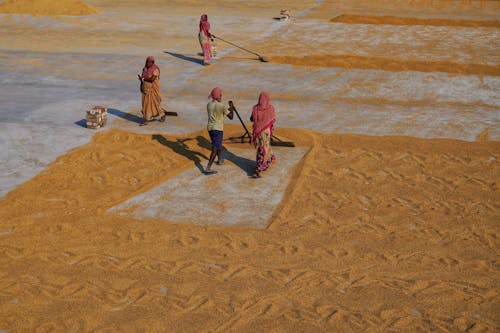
(212, 35, 268, 62)
(229, 101, 252, 143)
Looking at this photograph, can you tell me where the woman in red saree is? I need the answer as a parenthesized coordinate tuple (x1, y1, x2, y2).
(138, 56, 165, 126)
(198, 14, 212, 66)
(250, 92, 277, 177)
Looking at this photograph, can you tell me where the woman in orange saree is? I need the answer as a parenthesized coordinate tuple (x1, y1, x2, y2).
(139, 56, 165, 126)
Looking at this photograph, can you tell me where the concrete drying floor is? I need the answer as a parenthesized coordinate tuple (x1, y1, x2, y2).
(1, 0, 499, 218)
(110, 147, 306, 228)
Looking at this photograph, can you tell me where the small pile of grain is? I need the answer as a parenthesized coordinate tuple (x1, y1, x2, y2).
(0, 0, 99, 16)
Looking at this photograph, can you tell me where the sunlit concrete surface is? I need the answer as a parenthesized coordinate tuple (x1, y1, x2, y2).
(144, 61, 500, 140)
(0, 4, 290, 198)
(253, 20, 500, 64)
(0, 0, 499, 199)
(109, 147, 306, 228)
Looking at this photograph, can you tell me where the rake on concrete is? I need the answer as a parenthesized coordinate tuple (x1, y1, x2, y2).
(227, 101, 295, 147)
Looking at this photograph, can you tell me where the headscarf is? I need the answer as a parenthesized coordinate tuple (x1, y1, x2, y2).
(199, 14, 211, 37)
(141, 56, 160, 80)
(251, 92, 276, 142)
(208, 87, 222, 102)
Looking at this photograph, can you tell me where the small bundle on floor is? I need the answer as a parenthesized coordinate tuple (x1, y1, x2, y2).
(86, 106, 107, 129)
(279, 9, 290, 21)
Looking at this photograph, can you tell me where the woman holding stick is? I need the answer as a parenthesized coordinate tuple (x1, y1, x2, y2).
(205, 87, 234, 174)
(198, 14, 212, 66)
(138, 56, 165, 126)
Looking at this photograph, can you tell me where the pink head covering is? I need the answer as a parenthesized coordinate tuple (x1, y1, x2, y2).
(251, 92, 276, 142)
(199, 14, 211, 36)
(142, 56, 160, 80)
(209, 87, 222, 102)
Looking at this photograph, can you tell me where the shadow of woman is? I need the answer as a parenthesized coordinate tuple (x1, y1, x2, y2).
(108, 108, 143, 124)
(152, 135, 208, 173)
(163, 51, 204, 65)
(196, 136, 256, 176)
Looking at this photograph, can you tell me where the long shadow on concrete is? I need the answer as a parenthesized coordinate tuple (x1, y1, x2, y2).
(75, 108, 143, 128)
(74, 119, 87, 128)
(108, 108, 143, 124)
(196, 135, 255, 176)
(152, 135, 207, 173)
(163, 51, 204, 65)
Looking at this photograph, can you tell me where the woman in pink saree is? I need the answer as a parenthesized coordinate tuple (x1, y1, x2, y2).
(250, 92, 277, 177)
(138, 56, 165, 126)
(198, 14, 212, 66)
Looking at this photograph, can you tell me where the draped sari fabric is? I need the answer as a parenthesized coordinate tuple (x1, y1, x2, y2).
(198, 14, 212, 65)
(141, 56, 163, 121)
(251, 92, 277, 173)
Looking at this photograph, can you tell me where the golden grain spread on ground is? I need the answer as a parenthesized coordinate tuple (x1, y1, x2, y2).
(0, 0, 499, 331)
(0, 0, 98, 15)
